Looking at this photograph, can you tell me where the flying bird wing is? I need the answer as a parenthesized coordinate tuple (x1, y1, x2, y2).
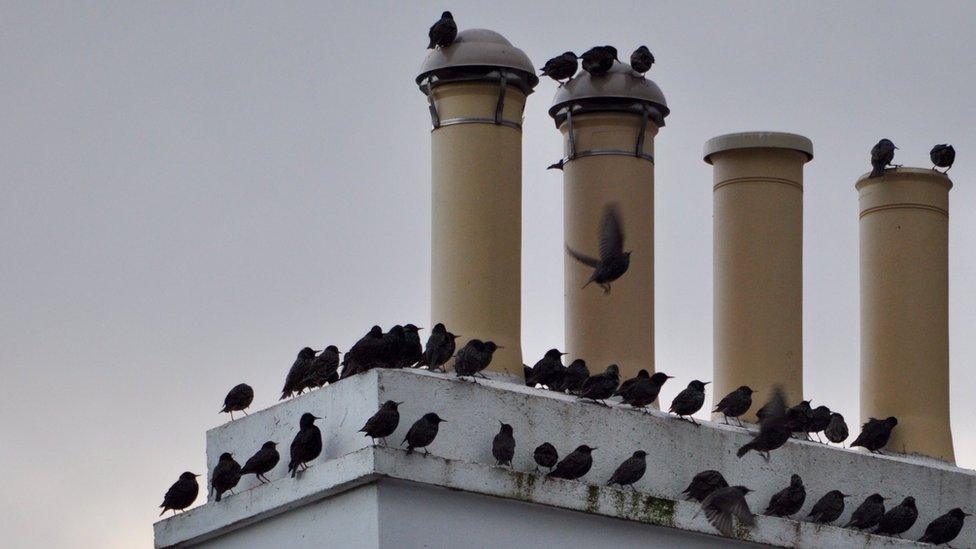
(566, 245, 599, 268)
(599, 203, 624, 261)
(759, 386, 788, 431)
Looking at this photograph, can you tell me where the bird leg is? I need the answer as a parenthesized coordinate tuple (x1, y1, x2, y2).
(242, 410, 249, 416)
(761, 451, 771, 462)
(475, 372, 490, 380)
(230, 411, 235, 421)
(735, 417, 744, 428)
(423, 448, 430, 457)
(722, 415, 730, 425)
(601, 284, 612, 294)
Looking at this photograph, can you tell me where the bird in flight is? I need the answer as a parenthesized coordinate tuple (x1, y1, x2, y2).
(566, 203, 630, 294)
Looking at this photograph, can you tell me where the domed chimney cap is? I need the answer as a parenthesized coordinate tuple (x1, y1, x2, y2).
(549, 61, 669, 127)
(417, 29, 538, 94)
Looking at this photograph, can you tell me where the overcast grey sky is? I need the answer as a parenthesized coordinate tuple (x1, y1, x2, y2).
(2, 2, 975, 547)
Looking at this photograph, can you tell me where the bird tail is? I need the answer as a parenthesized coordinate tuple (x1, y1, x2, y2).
(870, 166, 885, 178)
(215, 492, 221, 502)
(159, 507, 167, 517)
(736, 442, 754, 458)
(427, 38, 435, 49)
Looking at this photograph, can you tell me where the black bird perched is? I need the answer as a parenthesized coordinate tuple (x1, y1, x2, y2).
(159, 472, 199, 516)
(304, 346, 341, 390)
(547, 445, 596, 481)
(396, 324, 423, 368)
(737, 386, 793, 460)
(851, 416, 898, 453)
(845, 493, 887, 530)
(289, 413, 323, 477)
(403, 412, 446, 455)
(712, 385, 754, 427)
(919, 508, 970, 545)
(870, 138, 899, 178)
(876, 496, 918, 537)
(579, 46, 616, 76)
(378, 325, 406, 368)
(418, 323, 459, 372)
(492, 421, 516, 467)
(539, 51, 578, 85)
(824, 412, 849, 444)
(806, 490, 849, 524)
(578, 364, 620, 405)
(566, 203, 630, 294)
(629, 45, 655, 75)
(427, 11, 457, 49)
(699, 486, 756, 537)
(211, 452, 241, 502)
(606, 450, 647, 489)
(240, 441, 280, 484)
(930, 144, 955, 173)
(220, 383, 254, 420)
(615, 370, 672, 411)
(682, 470, 729, 503)
(533, 442, 559, 473)
(805, 405, 832, 443)
(558, 359, 590, 394)
(359, 400, 401, 445)
(786, 400, 813, 439)
(669, 380, 710, 425)
(526, 348, 566, 389)
(281, 347, 317, 400)
(764, 474, 806, 518)
(453, 339, 500, 380)
(342, 325, 384, 379)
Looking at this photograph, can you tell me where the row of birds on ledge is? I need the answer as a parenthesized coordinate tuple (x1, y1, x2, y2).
(157, 322, 971, 545)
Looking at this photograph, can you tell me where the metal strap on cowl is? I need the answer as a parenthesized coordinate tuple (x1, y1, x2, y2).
(425, 72, 522, 131)
(558, 103, 655, 165)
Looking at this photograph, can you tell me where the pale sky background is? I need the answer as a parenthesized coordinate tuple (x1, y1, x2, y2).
(2, 2, 975, 547)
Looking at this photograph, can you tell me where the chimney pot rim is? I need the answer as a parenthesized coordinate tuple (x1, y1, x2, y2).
(703, 131, 814, 164)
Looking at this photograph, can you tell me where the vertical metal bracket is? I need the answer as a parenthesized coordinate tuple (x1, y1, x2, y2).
(424, 77, 440, 129)
(566, 106, 577, 159)
(635, 104, 649, 158)
(494, 73, 508, 125)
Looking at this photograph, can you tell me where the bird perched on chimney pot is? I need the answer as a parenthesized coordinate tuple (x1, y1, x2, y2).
(567, 203, 630, 294)
(930, 144, 955, 173)
(427, 11, 457, 49)
(525, 348, 566, 389)
(579, 46, 616, 76)
(630, 46, 655, 76)
(869, 139, 899, 178)
(539, 52, 578, 85)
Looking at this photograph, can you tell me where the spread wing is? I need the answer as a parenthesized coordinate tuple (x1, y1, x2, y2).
(599, 203, 624, 261)
(759, 386, 788, 431)
(566, 245, 599, 268)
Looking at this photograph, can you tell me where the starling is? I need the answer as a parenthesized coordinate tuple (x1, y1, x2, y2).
(579, 46, 616, 76)
(304, 345, 341, 390)
(220, 383, 254, 420)
(807, 490, 849, 524)
(211, 452, 241, 502)
(870, 138, 899, 178)
(851, 416, 898, 453)
(930, 144, 955, 173)
(402, 412, 446, 455)
(159, 472, 200, 516)
(240, 441, 280, 484)
(558, 359, 590, 394)
(805, 405, 832, 442)
(786, 400, 813, 439)
(669, 380, 709, 425)
(876, 496, 919, 536)
(525, 348, 566, 389)
(615, 370, 672, 411)
(395, 324, 423, 368)
(547, 159, 565, 171)
(566, 203, 630, 294)
(492, 421, 516, 467)
(764, 474, 806, 517)
(427, 11, 457, 49)
(533, 442, 558, 472)
(699, 486, 756, 537)
(578, 364, 620, 405)
(629, 45, 655, 75)
(682, 470, 729, 503)
(824, 412, 849, 444)
(712, 385, 754, 427)
(418, 323, 459, 371)
(280, 347, 317, 400)
(737, 386, 792, 460)
(547, 445, 596, 481)
(919, 508, 970, 545)
(606, 450, 647, 489)
(539, 51, 578, 85)
(289, 412, 323, 477)
(453, 339, 500, 379)
(845, 493, 887, 530)
(378, 325, 406, 368)
(359, 400, 401, 445)
(342, 325, 384, 378)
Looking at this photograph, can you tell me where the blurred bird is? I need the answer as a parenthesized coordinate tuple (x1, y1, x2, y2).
(427, 11, 457, 49)
(698, 486, 755, 537)
(533, 442, 559, 473)
(378, 325, 406, 368)
(342, 325, 384, 379)
(492, 421, 516, 467)
(558, 359, 590, 394)
(220, 383, 254, 420)
(211, 452, 241, 502)
(845, 493, 887, 530)
(737, 386, 792, 460)
(824, 412, 849, 444)
(629, 45, 655, 75)
(418, 323, 459, 372)
(578, 364, 620, 405)
(669, 380, 709, 425)
(525, 348, 567, 389)
(280, 347, 317, 400)
(712, 386, 754, 427)
(547, 445, 596, 480)
(360, 400, 401, 445)
(539, 51, 578, 85)
(682, 470, 729, 503)
(919, 508, 970, 545)
(159, 472, 199, 516)
(870, 139, 899, 178)
(930, 144, 955, 173)
(807, 490, 849, 524)
(547, 159, 564, 171)
(606, 450, 647, 489)
(240, 441, 279, 484)
(289, 413, 323, 478)
(304, 346, 341, 390)
(875, 496, 918, 537)
(403, 412, 446, 455)
(804, 405, 832, 443)
(579, 46, 616, 76)
(453, 339, 501, 380)
(616, 370, 672, 411)
(851, 416, 898, 453)
(567, 203, 630, 294)
(395, 324, 423, 368)
(764, 474, 806, 518)
(786, 400, 813, 439)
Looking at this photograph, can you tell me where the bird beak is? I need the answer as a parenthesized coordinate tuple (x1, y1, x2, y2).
(666, 375, 675, 379)
(560, 352, 568, 356)
(395, 401, 404, 405)
(453, 334, 461, 339)
(313, 415, 322, 420)
(591, 447, 599, 451)
(194, 474, 201, 477)
(703, 381, 711, 385)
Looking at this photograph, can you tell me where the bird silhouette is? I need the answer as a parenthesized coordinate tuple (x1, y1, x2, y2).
(578, 364, 620, 405)
(427, 11, 457, 49)
(240, 442, 279, 484)
(220, 383, 254, 420)
(525, 348, 566, 389)
(533, 442, 559, 473)
(845, 493, 887, 530)
(453, 339, 500, 380)
(606, 450, 647, 489)
(764, 474, 806, 517)
(403, 413, 446, 455)
(418, 323, 459, 372)
(851, 416, 898, 453)
(629, 46, 655, 75)
(579, 46, 616, 76)
(807, 490, 849, 524)
(360, 400, 401, 445)
(289, 413, 323, 477)
(211, 452, 241, 502)
(492, 421, 516, 467)
(281, 347, 317, 399)
(547, 445, 595, 480)
(558, 359, 590, 394)
(342, 326, 385, 379)
(539, 52, 578, 85)
(919, 508, 970, 545)
(699, 486, 755, 537)
(712, 386, 753, 427)
(682, 470, 729, 503)
(870, 139, 899, 178)
(159, 472, 199, 516)
(930, 144, 955, 173)
(875, 496, 918, 536)
(737, 386, 792, 460)
(824, 412, 849, 444)
(615, 370, 672, 411)
(304, 346, 340, 390)
(567, 203, 630, 294)
(669, 380, 709, 425)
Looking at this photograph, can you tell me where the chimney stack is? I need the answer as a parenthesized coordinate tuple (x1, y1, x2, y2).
(705, 132, 813, 420)
(856, 168, 954, 461)
(417, 29, 537, 378)
(550, 63, 669, 382)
